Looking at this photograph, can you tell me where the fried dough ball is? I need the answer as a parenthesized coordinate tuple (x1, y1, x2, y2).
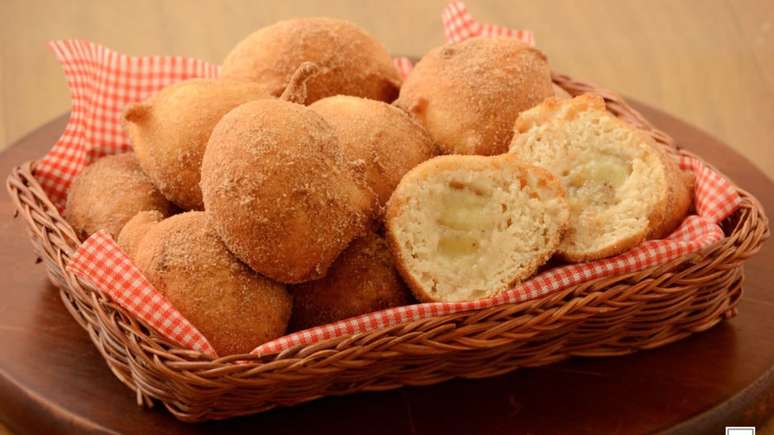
(123, 79, 273, 210)
(117, 210, 165, 260)
(309, 95, 437, 207)
(64, 153, 173, 240)
(133, 212, 292, 356)
(200, 96, 375, 284)
(395, 36, 554, 156)
(221, 18, 401, 104)
(290, 232, 412, 330)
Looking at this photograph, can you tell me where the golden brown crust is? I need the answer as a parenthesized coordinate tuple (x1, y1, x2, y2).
(384, 230, 431, 303)
(648, 150, 695, 239)
(513, 94, 607, 135)
(64, 153, 173, 240)
(384, 218, 444, 304)
(556, 229, 647, 263)
(289, 232, 413, 330)
(116, 210, 165, 260)
(133, 212, 292, 356)
(394, 36, 553, 156)
(383, 181, 424, 300)
(123, 78, 273, 210)
(200, 99, 377, 284)
(221, 17, 401, 104)
(309, 95, 438, 207)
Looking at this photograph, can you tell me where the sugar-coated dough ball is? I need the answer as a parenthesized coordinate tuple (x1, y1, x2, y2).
(310, 95, 437, 207)
(117, 210, 165, 260)
(395, 36, 553, 156)
(123, 78, 273, 210)
(290, 232, 413, 330)
(64, 153, 173, 240)
(200, 99, 376, 284)
(221, 18, 401, 104)
(133, 212, 292, 356)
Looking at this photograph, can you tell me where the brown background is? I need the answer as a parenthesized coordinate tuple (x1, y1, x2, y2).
(1, 0, 773, 433)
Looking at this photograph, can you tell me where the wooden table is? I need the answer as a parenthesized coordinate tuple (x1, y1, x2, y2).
(1, 105, 772, 434)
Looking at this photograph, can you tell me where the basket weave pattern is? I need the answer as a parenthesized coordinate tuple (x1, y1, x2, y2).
(6, 74, 769, 422)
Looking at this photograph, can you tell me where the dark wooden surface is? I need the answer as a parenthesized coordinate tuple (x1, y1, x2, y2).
(0, 104, 772, 435)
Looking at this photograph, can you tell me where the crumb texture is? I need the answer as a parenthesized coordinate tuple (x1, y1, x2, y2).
(386, 154, 569, 302)
(510, 94, 692, 261)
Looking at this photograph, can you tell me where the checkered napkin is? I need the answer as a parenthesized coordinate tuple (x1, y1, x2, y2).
(55, 2, 740, 358)
(442, 1, 535, 45)
(37, 42, 220, 211)
(66, 232, 217, 358)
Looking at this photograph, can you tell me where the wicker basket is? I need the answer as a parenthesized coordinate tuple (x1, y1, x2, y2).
(5, 73, 769, 422)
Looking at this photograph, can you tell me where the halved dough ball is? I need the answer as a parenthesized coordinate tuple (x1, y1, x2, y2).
(200, 99, 375, 284)
(221, 18, 401, 104)
(117, 210, 165, 260)
(386, 154, 570, 303)
(123, 79, 273, 210)
(290, 232, 412, 330)
(64, 153, 173, 240)
(395, 36, 553, 156)
(133, 212, 292, 356)
(509, 94, 694, 262)
(309, 95, 437, 207)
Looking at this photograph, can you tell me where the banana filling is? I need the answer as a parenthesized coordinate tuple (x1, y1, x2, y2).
(436, 182, 496, 258)
(566, 155, 631, 207)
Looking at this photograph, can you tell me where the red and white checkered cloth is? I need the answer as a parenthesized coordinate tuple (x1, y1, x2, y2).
(443, 1, 535, 45)
(57, 3, 740, 358)
(37, 41, 220, 211)
(67, 231, 217, 358)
